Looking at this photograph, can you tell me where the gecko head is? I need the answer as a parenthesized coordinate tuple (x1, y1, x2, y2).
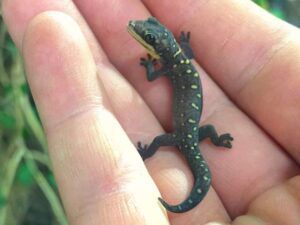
(127, 17, 178, 59)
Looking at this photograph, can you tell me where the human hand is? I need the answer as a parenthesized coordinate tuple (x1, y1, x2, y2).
(3, 0, 300, 224)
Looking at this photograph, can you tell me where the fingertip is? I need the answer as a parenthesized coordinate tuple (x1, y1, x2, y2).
(23, 11, 98, 131)
(23, 11, 86, 52)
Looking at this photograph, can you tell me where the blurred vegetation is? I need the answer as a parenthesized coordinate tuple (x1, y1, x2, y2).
(0, 1, 299, 225)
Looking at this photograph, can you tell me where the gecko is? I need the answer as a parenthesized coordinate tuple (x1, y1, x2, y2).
(127, 17, 233, 213)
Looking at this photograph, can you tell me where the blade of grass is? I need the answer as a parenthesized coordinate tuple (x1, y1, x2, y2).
(10, 52, 47, 151)
(25, 150, 51, 169)
(0, 144, 25, 225)
(24, 153, 68, 225)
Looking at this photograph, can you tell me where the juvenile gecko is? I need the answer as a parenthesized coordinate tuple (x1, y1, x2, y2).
(127, 17, 233, 213)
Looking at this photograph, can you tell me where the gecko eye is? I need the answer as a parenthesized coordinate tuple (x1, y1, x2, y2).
(145, 33, 156, 44)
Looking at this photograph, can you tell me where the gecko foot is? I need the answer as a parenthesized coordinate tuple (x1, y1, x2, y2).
(137, 141, 148, 160)
(218, 134, 234, 149)
(179, 31, 191, 43)
(140, 54, 157, 68)
(179, 31, 194, 59)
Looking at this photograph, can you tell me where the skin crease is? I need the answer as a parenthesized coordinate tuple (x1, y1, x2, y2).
(2, 0, 300, 224)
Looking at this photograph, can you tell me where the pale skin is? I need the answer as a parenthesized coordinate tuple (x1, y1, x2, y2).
(3, 0, 300, 224)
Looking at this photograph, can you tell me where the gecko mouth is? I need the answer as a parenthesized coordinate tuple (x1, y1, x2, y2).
(127, 21, 160, 59)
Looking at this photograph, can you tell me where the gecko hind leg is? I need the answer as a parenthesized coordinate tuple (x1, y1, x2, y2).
(198, 125, 233, 149)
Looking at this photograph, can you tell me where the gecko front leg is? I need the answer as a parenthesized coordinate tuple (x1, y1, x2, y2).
(140, 54, 169, 81)
(179, 31, 194, 60)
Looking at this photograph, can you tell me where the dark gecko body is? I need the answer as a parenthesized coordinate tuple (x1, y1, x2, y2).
(127, 17, 233, 213)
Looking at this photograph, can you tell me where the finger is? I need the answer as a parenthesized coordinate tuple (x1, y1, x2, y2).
(231, 176, 300, 225)
(141, 0, 300, 162)
(22, 12, 168, 224)
(70, 0, 299, 218)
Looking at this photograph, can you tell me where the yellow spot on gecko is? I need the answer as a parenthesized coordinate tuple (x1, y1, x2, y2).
(185, 59, 190, 64)
(187, 134, 192, 139)
(186, 69, 192, 73)
(191, 85, 198, 89)
(180, 60, 184, 64)
(188, 119, 196, 123)
(191, 103, 199, 110)
(194, 73, 199, 77)
(197, 93, 201, 98)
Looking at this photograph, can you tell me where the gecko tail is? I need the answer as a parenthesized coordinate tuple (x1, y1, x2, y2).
(158, 152, 211, 213)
